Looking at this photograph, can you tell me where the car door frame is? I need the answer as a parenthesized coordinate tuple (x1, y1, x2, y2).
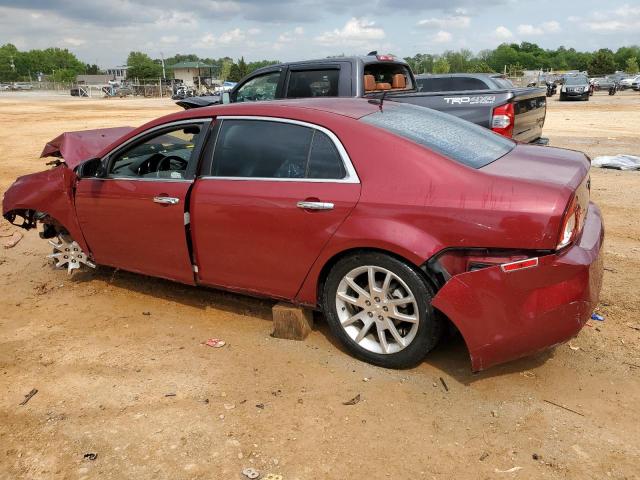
(74, 117, 213, 283)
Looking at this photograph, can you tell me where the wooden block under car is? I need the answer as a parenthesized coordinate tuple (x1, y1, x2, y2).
(272, 302, 314, 340)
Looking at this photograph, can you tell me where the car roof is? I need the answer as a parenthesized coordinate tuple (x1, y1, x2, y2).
(183, 98, 382, 121)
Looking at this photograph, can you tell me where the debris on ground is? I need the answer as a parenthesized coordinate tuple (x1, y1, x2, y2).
(592, 154, 640, 170)
(83, 453, 98, 461)
(568, 343, 581, 351)
(342, 394, 361, 406)
(164, 393, 176, 397)
(19, 388, 38, 406)
(242, 467, 260, 479)
(479, 452, 489, 461)
(263, 474, 283, 480)
(439, 377, 449, 392)
(543, 399, 585, 417)
(495, 466, 522, 473)
(255, 403, 265, 409)
(591, 313, 605, 321)
(3, 231, 23, 249)
(142, 311, 151, 316)
(623, 362, 640, 369)
(626, 323, 640, 331)
(532, 453, 541, 460)
(205, 338, 226, 348)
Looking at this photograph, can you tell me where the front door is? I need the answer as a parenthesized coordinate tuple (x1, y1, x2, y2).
(190, 117, 361, 299)
(75, 120, 210, 284)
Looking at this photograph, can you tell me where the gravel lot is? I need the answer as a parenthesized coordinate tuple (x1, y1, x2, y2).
(1, 90, 639, 479)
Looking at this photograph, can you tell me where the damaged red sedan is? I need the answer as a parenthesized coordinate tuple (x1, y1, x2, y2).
(2, 99, 604, 371)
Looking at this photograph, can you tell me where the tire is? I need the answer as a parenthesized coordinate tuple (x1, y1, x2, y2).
(321, 252, 442, 369)
(559, 93, 565, 101)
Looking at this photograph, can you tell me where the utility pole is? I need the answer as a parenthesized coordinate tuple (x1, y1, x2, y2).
(160, 52, 166, 79)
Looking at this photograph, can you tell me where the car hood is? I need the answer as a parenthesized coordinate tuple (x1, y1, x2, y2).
(40, 126, 134, 168)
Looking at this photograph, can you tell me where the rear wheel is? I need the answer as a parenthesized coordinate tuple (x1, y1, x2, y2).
(322, 252, 442, 369)
(559, 93, 566, 101)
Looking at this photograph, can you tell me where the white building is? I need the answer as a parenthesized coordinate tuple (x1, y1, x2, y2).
(106, 66, 129, 83)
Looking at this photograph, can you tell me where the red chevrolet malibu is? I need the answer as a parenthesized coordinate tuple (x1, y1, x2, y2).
(2, 98, 604, 371)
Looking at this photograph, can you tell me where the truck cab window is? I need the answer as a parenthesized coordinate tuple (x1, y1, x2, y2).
(363, 64, 413, 93)
(286, 70, 339, 98)
(234, 72, 280, 103)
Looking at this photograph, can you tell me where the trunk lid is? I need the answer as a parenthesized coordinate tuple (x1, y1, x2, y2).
(483, 144, 589, 191)
(510, 88, 546, 143)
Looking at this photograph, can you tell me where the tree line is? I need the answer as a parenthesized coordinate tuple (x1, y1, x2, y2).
(404, 43, 639, 76)
(1, 42, 639, 83)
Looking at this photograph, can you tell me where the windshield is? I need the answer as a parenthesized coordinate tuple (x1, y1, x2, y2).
(564, 76, 588, 85)
(361, 103, 515, 169)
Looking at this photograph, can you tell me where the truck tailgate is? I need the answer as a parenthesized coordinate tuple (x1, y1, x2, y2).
(512, 88, 546, 143)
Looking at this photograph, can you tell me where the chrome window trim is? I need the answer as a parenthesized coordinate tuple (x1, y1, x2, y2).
(81, 177, 193, 183)
(101, 118, 213, 179)
(202, 115, 360, 184)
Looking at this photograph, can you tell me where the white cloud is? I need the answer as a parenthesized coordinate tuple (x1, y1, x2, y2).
(247, 27, 262, 35)
(432, 31, 452, 43)
(517, 20, 561, 35)
(315, 18, 385, 46)
(160, 35, 178, 44)
(542, 20, 561, 33)
(569, 5, 640, 32)
(277, 26, 305, 43)
(493, 26, 513, 39)
(417, 14, 470, 29)
(62, 37, 86, 46)
(294, 26, 304, 35)
(197, 28, 246, 47)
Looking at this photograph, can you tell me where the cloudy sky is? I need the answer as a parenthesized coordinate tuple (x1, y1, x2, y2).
(0, 0, 638, 66)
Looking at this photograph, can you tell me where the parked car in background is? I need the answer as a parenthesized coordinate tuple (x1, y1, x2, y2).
(0, 83, 11, 91)
(176, 54, 548, 145)
(3, 98, 603, 371)
(11, 82, 33, 90)
(632, 77, 640, 91)
(620, 75, 640, 90)
(560, 75, 590, 100)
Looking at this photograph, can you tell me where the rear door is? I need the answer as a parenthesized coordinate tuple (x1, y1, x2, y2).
(190, 117, 361, 299)
(75, 119, 210, 283)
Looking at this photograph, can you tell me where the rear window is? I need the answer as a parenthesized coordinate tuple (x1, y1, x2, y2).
(363, 63, 413, 93)
(287, 69, 339, 98)
(361, 103, 514, 168)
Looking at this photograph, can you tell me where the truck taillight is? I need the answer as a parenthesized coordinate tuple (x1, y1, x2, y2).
(491, 103, 514, 138)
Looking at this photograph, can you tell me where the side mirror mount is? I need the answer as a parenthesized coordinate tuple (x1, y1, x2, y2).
(221, 92, 231, 104)
(78, 157, 105, 178)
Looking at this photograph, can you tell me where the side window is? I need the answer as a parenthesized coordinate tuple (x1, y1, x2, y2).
(307, 131, 346, 179)
(234, 72, 280, 103)
(210, 120, 348, 180)
(109, 124, 203, 179)
(286, 69, 339, 98)
(212, 120, 313, 178)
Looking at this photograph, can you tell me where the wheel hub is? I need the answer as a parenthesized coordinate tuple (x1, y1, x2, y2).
(335, 265, 420, 355)
(48, 237, 96, 274)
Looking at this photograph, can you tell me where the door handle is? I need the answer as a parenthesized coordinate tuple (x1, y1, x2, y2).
(296, 201, 334, 211)
(153, 196, 180, 205)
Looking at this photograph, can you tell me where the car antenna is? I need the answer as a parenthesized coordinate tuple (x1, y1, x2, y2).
(367, 90, 387, 111)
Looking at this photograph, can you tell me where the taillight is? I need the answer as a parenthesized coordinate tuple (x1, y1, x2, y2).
(376, 54, 396, 61)
(491, 103, 514, 138)
(557, 196, 579, 250)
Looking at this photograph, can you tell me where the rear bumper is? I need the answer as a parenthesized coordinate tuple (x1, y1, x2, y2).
(432, 202, 604, 371)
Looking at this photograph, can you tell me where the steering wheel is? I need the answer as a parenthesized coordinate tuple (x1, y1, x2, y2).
(156, 155, 189, 177)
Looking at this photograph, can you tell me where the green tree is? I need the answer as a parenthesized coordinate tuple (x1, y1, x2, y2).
(432, 57, 450, 74)
(127, 51, 162, 80)
(625, 56, 639, 74)
(227, 57, 250, 82)
(588, 49, 616, 75)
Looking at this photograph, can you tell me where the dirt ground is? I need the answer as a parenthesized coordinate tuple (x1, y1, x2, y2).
(1, 90, 639, 480)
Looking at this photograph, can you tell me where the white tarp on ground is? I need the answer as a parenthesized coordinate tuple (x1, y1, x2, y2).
(592, 154, 640, 170)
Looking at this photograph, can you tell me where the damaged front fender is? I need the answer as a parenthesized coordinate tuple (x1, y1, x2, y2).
(2, 166, 89, 252)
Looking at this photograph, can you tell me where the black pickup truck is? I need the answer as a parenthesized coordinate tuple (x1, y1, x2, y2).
(178, 54, 547, 144)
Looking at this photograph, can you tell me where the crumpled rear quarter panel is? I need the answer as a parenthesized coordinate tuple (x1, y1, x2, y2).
(432, 202, 604, 371)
